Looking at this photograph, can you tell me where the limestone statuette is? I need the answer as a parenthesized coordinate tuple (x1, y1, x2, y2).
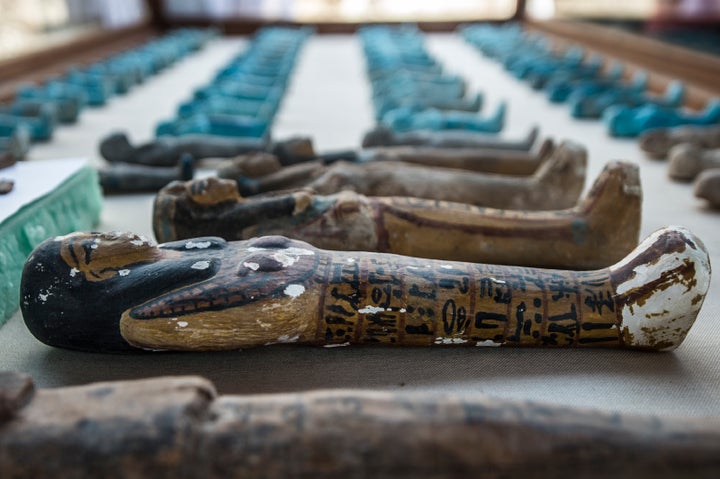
(98, 154, 195, 193)
(667, 144, 720, 181)
(3, 372, 720, 478)
(21, 225, 709, 353)
(693, 168, 720, 209)
(639, 125, 720, 159)
(230, 141, 587, 211)
(154, 161, 640, 269)
(99, 131, 269, 167)
(362, 125, 538, 149)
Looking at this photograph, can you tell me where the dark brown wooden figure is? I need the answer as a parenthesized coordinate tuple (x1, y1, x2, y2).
(98, 154, 195, 194)
(154, 161, 641, 269)
(693, 168, 720, 209)
(3, 372, 720, 479)
(362, 125, 539, 150)
(99, 131, 269, 167)
(639, 125, 720, 159)
(667, 144, 720, 181)
(223, 141, 587, 211)
(21, 225, 709, 353)
(219, 139, 554, 179)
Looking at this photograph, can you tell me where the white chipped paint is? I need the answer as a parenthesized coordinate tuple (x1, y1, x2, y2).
(399, 308, 406, 313)
(489, 277, 506, 285)
(623, 183, 642, 197)
(177, 321, 188, 328)
(256, 319, 272, 330)
(610, 228, 666, 272)
(130, 236, 151, 246)
(358, 305, 386, 314)
(441, 265, 453, 269)
(243, 261, 260, 271)
(611, 226, 711, 351)
(38, 292, 50, 303)
(90, 238, 100, 249)
(69, 267, 79, 277)
(407, 266, 420, 270)
(476, 339, 502, 347)
(347, 258, 356, 263)
(277, 334, 299, 343)
(284, 284, 305, 298)
(185, 240, 212, 249)
(324, 342, 350, 348)
(118, 269, 130, 277)
(191, 260, 211, 270)
(247, 246, 315, 269)
(434, 337, 467, 345)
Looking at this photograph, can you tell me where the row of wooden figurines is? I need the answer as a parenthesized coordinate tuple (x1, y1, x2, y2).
(98, 123, 720, 207)
(18, 122, 711, 355)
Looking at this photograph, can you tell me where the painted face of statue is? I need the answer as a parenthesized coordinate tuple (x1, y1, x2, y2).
(22, 232, 321, 352)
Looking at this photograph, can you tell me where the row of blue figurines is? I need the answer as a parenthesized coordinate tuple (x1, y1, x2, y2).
(155, 27, 312, 140)
(359, 25, 506, 134)
(460, 23, 720, 138)
(0, 28, 216, 161)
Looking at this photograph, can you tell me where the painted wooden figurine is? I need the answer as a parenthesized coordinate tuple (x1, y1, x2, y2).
(21, 225, 709, 353)
(98, 154, 195, 193)
(154, 161, 640, 270)
(361, 125, 538, 149)
(667, 144, 720, 181)
(639, 124, 720, 159)
(220, 138, 554, 177)
(222, 141, 587, 211)
(99, 131, 269, 167)
(3, 371, 720, 478)
(694, 168, 720, 208)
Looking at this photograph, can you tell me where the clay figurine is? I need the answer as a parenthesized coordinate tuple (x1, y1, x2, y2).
(382, 102, 506, 134)
(604, 99, 720, 138)
(21, 225, 709, 353)
(3, 372, 720, 478)
(544, 63, 633, 103)
(693, 168, 720, 208)
(16, 82, 87, 121)
(667, 144, 720, 181)
(225, 141, 587, 211)
(99, 154, 194, 193)
(0, 123, 31, 160)
(99, 131, 269, 167)
(155, 113, 269, 139)
(0, 179, 13, 194)
(177, 95, 276, 120)
(361, 125, 538, 150)
(154, 160, 640, 269)
(2, 97, 77, 125)
(374, 92, 483, 120)
(0, 103, 56, 142)
(639, 124, 720, 159)
(59, 69, 114, 106)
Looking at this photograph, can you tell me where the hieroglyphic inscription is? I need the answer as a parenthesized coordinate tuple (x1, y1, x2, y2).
(316, 254, 620, 348)
(319, 255, 360, 345)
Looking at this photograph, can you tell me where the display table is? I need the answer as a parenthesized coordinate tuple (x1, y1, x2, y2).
(1, 34, 718, 418)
